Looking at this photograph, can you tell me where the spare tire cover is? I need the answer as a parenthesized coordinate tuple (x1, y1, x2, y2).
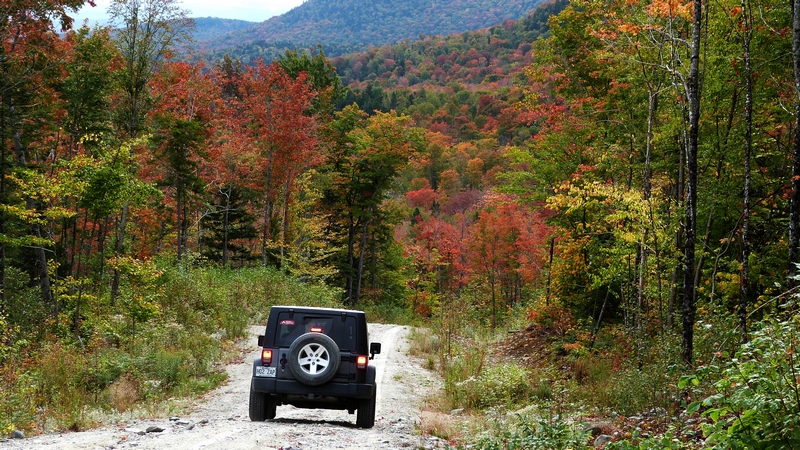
(287, 332, 341, 386)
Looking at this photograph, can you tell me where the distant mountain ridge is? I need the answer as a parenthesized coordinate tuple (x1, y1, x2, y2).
(201, 0, 548, 59)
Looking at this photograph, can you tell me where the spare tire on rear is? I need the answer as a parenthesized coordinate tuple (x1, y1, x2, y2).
(288, 332, 341, 386)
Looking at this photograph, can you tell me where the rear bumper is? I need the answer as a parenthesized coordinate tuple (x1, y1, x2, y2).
(251, 377, 375, 399)
(251, 359, 376, 399)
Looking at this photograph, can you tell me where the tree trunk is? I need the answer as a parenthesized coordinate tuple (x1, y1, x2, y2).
(280, 169, 294, 266)
(0, 93, 6, 312)
(371, 229, 378, 291)
(545, 237, 554, 306)
(739, 0, 753, 343)
(223, 188, 231, 266)
(261, 99, 276, 267)
(645, 88, 667, 332)
(111, 204, 128, 304)
(354, 206, 373, 306)
(669, 136, 685, 330)
(176, 183, 184, 261)
(261, 150, 274, 266)
(346, 213, 356, 304)
(638, 92, 655, 340)
(12, 123, 54, 313)
(681, 0, 703, 366)
(490, 270, 497, 329)
(789, 0, 800, 290)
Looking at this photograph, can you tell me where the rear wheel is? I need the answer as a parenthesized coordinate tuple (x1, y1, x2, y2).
(249, 385, 267, 422)
(356, 384, 377, 428)
(265, 396, 277, 420)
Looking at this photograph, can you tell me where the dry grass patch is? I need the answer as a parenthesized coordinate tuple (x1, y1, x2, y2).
(419, 410, 459, 440)
(108, 376, 139, 413)
(407, 327, 442, 359)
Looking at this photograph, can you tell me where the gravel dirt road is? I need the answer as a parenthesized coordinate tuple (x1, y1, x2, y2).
(0, 324, 440, 450)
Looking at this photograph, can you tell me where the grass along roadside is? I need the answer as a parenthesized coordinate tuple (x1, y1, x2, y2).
(0, 263, 342, 437)
(407, 309, 693, 449)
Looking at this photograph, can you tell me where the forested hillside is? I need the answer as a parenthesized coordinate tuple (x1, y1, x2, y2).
(190, 17, 256, 42)
(201, 0, 548, 61)
(333, 0, 564, 88)
(5, 0, 800, 447)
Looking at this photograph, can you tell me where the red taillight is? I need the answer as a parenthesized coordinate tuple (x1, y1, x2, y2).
(261, 349, 272, 365)
(357, 355, 368, 369)
(310, 326, 323, 333)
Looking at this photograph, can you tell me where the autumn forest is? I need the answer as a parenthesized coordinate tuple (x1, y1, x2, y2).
(3, 0, 800, 446)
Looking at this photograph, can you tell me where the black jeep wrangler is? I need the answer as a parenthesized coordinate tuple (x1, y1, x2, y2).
(249, 306, 382, 428)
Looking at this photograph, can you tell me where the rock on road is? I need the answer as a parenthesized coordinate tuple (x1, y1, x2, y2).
(1, 324, 440, 450)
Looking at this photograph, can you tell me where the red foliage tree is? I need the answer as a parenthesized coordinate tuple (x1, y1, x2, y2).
(466, 195, 551, 327)
(237, 60, 318, 264)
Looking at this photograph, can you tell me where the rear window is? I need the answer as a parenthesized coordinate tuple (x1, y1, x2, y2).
(274, 312, 357, 351)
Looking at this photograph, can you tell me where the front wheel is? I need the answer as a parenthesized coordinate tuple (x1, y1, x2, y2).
(356, 384, 377, 428)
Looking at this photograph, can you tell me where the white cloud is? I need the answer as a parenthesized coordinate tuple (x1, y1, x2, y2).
(75, 0, 306, 25)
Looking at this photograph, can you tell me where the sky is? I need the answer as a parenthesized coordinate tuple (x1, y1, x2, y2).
(74, 0, 307, 25)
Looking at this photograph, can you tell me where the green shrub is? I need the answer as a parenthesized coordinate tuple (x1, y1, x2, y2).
(363, 300, 415, 324)
(606, 429, 696, 449)
(30, 341, 93, 431)
(531, 374, 555, 401)
(564, 336, 682, 416)
(600, 363, 673, 415)
(451, 362, 532, 410)
(443, 348, 485, 408)
(471, 414, 593, 450)
(0, 370, 38, 436)
(684, 316, 800, 449)
(3, 267, 49, 342)
(82, 347, 129, 399)
(408, 327, 442, 358)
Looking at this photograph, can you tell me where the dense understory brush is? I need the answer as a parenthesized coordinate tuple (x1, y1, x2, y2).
(414, 302, 696, 448)
(681, 315, 800, 449)
(450, 362, 532, 410)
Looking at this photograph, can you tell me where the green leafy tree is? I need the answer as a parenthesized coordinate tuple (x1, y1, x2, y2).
(277, 45, 345, 117)
(283, 170, 340, 281)
(56, 24, 120, 279)
(107, 0, 193, 299)
(684, 315, 800, 448)
(59, 25, 119, 155)
(320, 105, 425, 305)
(200, 186, 258, 266)
(72, 141, 159, 279)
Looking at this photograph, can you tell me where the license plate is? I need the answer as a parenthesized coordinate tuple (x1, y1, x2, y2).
(255, 366, 276, 378)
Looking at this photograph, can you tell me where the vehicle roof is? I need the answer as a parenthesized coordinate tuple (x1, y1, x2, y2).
(269, 305, 366, 316)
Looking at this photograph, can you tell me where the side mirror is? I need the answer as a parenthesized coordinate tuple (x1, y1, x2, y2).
(369, 342, 381, 360)
(257, 335, 265, 347)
